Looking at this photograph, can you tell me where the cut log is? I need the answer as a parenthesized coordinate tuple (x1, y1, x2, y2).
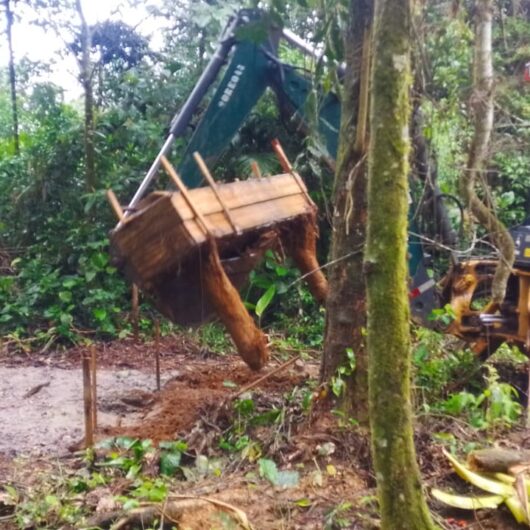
(468, 448, 530, 473)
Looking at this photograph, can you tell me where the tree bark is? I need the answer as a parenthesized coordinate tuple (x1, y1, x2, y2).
(321, 0, 373, 424)
(460, 0, 514, 304)
(75, 0, 97, 191)
(4, 0, 19, 155)
(365, 0, 437, 528)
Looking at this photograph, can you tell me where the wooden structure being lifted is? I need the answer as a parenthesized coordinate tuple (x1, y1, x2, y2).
(109, 144, 327, 370)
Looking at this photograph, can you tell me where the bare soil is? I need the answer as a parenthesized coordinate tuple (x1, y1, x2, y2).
(0, 335, 527, 529)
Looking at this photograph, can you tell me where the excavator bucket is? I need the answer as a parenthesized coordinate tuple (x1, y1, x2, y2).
(108, 152, 327, 370)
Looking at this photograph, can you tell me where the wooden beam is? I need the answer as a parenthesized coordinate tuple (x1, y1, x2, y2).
(271, 139, 314, 207)
(160, 155, 211, 236)
(193, 151, 240, 234)
(251, 160, 262, 179)
(106, 189, 124, 221)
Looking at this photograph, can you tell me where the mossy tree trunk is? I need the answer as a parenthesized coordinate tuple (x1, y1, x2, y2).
(365, 0, 437, 528)
(321, 0, 373, 424)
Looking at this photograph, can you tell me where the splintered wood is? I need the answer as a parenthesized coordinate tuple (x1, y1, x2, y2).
(110, 157, 327, 370)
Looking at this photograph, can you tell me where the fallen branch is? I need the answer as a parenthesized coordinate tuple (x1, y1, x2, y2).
(23, 381, 50, 399)
(231, 355, 300, 399)
(86, 494, 254, 530)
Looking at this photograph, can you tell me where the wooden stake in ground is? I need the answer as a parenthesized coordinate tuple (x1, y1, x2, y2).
(90, 345, 97, 430)
(131, 284, 139, 342)
(154, 318, 161, 392)
(526, 359, 530, 429)
(82, 351, 94, 448)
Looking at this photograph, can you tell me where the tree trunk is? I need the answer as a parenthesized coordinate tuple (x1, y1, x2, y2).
(365, 0, 437, 528)
(75, 0, 97, 191)
(5, 0, 19, 155)
(460, 0, 514, 305)
(321, 0, 373, 424)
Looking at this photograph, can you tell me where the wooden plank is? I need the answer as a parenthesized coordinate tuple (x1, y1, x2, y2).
(182, 194, 312, 244)
(170, 173, 305, 221)
(114, 191, 311, 280)
(111, 194, 196, 281)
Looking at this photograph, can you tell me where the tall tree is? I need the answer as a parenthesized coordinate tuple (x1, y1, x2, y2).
(321, 0, 373, 423)
(365, 0, 437, 528)
(74, 0, 96, 191)
(460, 0, 514, 304)
(3, 0, 19, 154)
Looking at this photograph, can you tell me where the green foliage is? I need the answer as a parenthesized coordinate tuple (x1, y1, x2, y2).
(195, 322, 232, 354)
(258, 457, 300, 487)
(245, 249, 324, 350)
(491, 152, 530, 225)
(98, 436, 188, 478)
(323, 501, 353, 530)
(412, 328, 478, 404)
(330, 348, 356, 398)
(437, 366, 522, 430)
(219, 384, 314, 457)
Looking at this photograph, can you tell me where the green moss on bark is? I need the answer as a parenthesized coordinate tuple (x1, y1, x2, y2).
(365, 1, 438, 528)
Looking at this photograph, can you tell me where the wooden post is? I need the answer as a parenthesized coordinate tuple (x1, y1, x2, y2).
(106, 189, 124, 221)
(160, 156, 211, 236)
(250, 160, 262, 179)
(90, 345, 97, 430)
(271, 139, 315, 207)
(154, 318, 161, 392)
(82, 352, 94, 448)
(271, 138, 293, 172)
(131, 284, 139, 342)
(526, 356, 530, 429)
(193, 151, 240, 234)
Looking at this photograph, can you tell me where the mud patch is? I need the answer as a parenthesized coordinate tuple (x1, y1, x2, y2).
(0, 365, 179, 456)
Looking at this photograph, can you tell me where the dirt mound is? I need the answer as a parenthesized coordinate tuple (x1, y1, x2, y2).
(102, 356, 309, 443)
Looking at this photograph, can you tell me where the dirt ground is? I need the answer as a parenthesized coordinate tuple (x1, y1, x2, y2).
(0, 335, 527, 529)
(0, 336, 313, 455)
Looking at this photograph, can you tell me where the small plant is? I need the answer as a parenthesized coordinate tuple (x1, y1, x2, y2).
(438, 365, 522, 430)
(323, 501, 353, 529)
(412, 327, 478, 405)
(428, 304, 456, 328)
(330, 349, 356, 398)
(196, 322, 232, 354)
(98, 437, 187, 478)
